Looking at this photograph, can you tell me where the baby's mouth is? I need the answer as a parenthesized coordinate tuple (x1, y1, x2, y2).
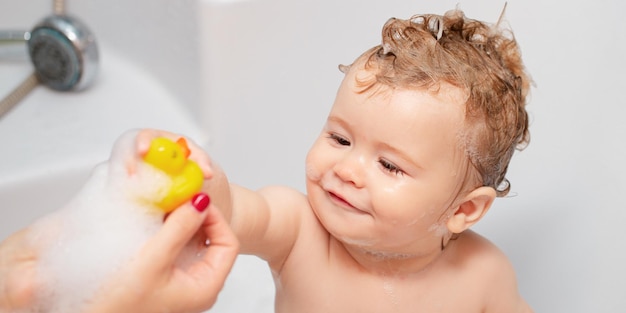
(329, 191, 352, 207)
(328, 191, 368, 215)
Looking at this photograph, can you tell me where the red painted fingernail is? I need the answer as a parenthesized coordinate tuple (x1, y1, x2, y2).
(191, 193, 210, 212)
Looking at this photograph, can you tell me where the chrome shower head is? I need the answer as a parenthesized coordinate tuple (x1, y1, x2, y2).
(28, 15, 99, 91)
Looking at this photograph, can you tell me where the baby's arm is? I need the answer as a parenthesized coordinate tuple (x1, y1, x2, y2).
(136, 129, 306, 267)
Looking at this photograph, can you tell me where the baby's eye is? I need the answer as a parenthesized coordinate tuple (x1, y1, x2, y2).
(379, 159, 403, 175)
(329, 133, 351, 146)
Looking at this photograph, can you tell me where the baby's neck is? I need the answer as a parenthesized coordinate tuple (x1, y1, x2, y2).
(338, 238, 447, 277)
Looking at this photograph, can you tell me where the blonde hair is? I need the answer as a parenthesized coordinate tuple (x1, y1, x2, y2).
(345, 8, 531, 197)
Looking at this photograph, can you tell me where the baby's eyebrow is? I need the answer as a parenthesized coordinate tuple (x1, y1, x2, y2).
(327, 115, 350, 127)
(325, 115, 356, 135)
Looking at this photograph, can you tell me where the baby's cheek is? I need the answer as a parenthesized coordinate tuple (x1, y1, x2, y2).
(304, 161, 322, 183)
(304, 145, 323, 182)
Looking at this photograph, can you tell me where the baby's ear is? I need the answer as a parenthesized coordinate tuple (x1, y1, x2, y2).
(446, 187, 496, 233)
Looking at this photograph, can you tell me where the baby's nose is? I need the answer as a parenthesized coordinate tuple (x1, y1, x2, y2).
(333, 152, 366, 188)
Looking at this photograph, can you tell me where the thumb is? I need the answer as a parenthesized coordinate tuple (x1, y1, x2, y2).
(142, 193, 211, 268)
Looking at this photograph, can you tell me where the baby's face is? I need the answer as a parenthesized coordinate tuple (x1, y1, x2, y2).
(305, 65, 470, 256)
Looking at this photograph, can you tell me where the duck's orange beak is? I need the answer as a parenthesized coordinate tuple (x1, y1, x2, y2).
(176, 137, 191, 159)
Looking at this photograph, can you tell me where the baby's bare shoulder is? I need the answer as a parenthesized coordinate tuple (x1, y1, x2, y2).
(455, 230, 511, 267)
(453, 231, 532, 312)
(452, 231, 517, 283)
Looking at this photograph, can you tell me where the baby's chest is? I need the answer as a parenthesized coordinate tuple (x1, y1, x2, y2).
(274, 263, 484, 313)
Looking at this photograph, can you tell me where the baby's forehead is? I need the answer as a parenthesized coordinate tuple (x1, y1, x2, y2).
(337, 70, 468, 133)
(344, 64, 469, 112)
(337, 66, 471, 152)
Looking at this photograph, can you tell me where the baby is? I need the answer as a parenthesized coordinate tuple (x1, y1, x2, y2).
(140, 7, 533, 313)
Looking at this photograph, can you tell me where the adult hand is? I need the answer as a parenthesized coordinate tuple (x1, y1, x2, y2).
(86, 193, 239, 313)
(0, 193, 239, 313)
(0, 226, 40, 311)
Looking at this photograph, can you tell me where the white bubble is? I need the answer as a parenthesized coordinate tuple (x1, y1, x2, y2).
(22, 130, 184, 312)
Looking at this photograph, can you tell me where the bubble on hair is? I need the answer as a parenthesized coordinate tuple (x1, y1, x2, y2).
(470, 33, 485, 43)
(430, 16, 444, 40)
(495, 178, 511, 197)
(410, 15, 425, 25)
(382, 41, 393, 55)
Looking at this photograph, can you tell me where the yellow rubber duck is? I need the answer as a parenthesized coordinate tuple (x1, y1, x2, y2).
(143, 137, 204, 212)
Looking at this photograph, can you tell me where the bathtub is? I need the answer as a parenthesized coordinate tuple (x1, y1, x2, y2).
(2, 0, 626, 312)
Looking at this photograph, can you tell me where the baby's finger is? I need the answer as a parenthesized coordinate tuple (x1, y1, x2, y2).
(176, 137, 213, 178)
(141, 193, 211, 272)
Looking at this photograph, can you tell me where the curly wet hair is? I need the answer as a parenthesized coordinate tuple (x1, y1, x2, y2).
(347, 8, 531, 197)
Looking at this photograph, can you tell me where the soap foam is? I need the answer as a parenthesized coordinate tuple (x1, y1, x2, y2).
(19, 130, 195, 313)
